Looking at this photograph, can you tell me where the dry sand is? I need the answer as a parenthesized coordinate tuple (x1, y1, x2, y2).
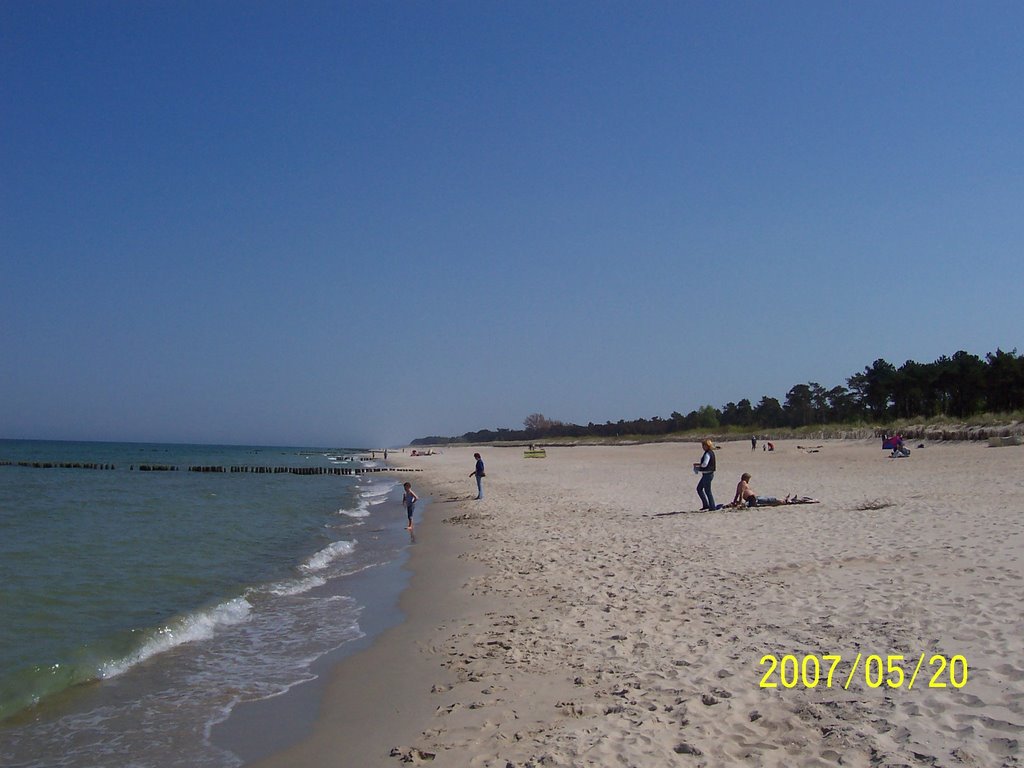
(252, 439, 1024, 767)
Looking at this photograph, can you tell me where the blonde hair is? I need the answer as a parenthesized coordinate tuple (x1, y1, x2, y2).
(702, 439, 714, 450)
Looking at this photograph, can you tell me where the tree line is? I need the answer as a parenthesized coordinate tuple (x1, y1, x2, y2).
(411, 348, 1024, 445)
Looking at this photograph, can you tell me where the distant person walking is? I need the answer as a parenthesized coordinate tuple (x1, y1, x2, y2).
(402, 482, 418, 530)
(751, 436, 757, 451)
(470, 452, 485, 499)
(693, 439, 717, 510)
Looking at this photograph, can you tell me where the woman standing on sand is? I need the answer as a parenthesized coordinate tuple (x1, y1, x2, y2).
(694, 439, 717, 510)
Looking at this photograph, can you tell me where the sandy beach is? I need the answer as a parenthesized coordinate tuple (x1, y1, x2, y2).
(250, 439, 1024, 767)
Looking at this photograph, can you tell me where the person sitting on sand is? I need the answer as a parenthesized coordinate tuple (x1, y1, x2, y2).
(730, 473, 814, 507)
(732, 473, 778, 507)
(889, 436, 911, 458)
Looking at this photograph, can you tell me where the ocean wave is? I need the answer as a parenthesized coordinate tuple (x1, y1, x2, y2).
(2, 590, 367, 767)
(338, 480, 397, 519)
(99, 597, 252, 679)
(260, 575, 326, 597)
(359, 483, 396, 500)
(298, 540, 356, 573)
(338, 504, 370, 518)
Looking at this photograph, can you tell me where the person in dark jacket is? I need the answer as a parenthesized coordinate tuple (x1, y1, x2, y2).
(470, 452, 485, 499)
(693, 439, 717, 510)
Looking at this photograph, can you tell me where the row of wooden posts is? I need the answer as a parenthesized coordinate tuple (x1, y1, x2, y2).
(0, 460, 420, 475)
(2, 461, 117, 470)
(180, 466, 421, 475)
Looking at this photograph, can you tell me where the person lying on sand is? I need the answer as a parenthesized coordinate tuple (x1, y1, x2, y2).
(731, 473, 816, 507)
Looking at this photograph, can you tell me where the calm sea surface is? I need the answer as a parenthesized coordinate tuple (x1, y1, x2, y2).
(0, 440, 411, 767)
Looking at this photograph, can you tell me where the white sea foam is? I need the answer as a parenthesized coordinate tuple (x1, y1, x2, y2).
(299, 539, 356, 573)
(338, 480, 398, 518)
(360, 484, 393, 500)
(339, 505, 370, 518)
(262, 575, 326, 597)
(99, 597, 252, 679)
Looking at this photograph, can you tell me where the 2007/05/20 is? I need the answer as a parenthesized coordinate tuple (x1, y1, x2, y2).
(759, 653, 968, 690)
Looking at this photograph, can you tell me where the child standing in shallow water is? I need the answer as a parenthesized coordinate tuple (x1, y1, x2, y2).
(402, 482, 418, 530)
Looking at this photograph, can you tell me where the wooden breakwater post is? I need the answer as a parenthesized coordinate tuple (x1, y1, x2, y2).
(218, 466, 424, 475)
(2, 460, 423, 475)
(195, 465, 425, 475)
(352, 466, 422, 474)
(11, 461, 117, 470)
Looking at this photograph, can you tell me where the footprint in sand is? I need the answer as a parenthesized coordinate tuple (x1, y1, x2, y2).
(957, 692, 987, 708)
(994, 663, 1024, 682)
(986, 737, 1019, 756)
(673, 742, 703, 755)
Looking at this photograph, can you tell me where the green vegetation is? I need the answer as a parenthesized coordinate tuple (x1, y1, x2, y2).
(412, 348, 1024, 445)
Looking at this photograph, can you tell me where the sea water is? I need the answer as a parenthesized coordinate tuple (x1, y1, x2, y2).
(0, 440, 410, 767)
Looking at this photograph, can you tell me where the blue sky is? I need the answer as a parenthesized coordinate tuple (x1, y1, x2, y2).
(2, 2, 1022, 448)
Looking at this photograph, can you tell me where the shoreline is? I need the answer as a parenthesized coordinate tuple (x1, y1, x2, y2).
(234, 464, 484, 767)
(211, 542, 413, 762)
(244, 440, 1024, 767)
